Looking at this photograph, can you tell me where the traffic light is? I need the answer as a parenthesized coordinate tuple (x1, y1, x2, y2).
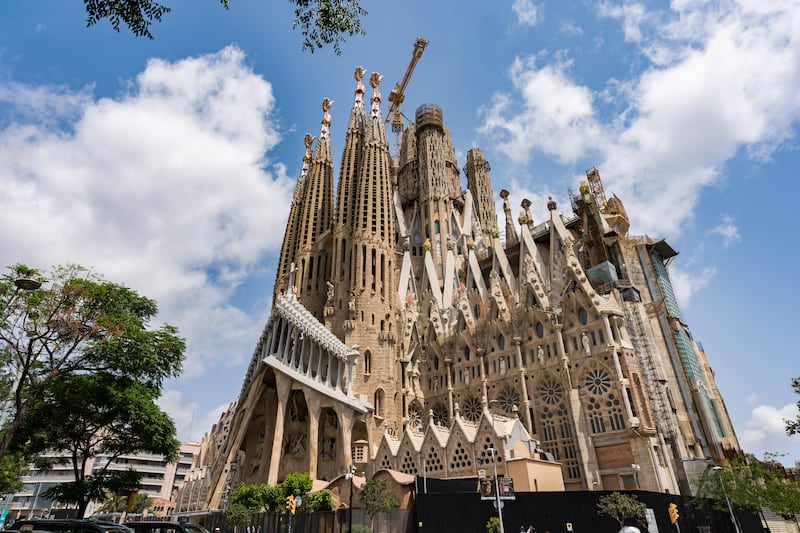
(668, 502, 679, 524)
(285, 495, 296, 515)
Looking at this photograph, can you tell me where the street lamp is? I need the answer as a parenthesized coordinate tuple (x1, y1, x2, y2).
(346, 463, 356, 533)
(487, 447, 505, 533)
(712, 466, 741, 533)
(631, 464, 640, 490)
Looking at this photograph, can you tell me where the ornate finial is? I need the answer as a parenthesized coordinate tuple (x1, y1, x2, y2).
(422, 239, 432, 252)
(369, 72, 383, 118)
(301, 133, 313, 177)
(579, 181, 591, 195)
(369, 72, 383, 89)
(354, 67, 366, 104)
(547, 196, 557, 211)
(521, 198, 531, 210)
(499, 189, 510, 200)
(320, 98, 333, 138)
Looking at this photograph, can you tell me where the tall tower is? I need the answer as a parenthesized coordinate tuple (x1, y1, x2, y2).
(329, 68, 368, 332)
(396, 103, 462, 279)
(273, 134, 313, 303)
(293, 98, 335, 319)
(344, 72, 399, 427)
(464, 147, 497, 242)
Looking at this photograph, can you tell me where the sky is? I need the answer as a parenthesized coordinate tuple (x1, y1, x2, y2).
(1, 0, 799, 466)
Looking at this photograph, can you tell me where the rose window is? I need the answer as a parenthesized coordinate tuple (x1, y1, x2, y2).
(498, 386, 520, 413)
(584, 368, 611, 395)
(462, 396, 482, 422)
(540, 380, 563, 405)
(407, 401, 422, 430)
(432, 403, 449, 426)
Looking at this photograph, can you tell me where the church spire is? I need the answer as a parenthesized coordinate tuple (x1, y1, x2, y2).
(273, 134, 313, 303)
(293, 98, 335, 318)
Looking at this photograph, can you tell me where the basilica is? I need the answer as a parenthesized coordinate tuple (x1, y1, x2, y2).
(175, 66, 740, 512)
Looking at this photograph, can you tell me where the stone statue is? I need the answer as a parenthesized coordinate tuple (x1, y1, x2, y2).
(326, 280, 334, 305)
(582, 332, 592, 356)
(537, 346, 545, 365)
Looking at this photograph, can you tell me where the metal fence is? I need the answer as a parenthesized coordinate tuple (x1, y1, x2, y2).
(204, 508, 413, 533)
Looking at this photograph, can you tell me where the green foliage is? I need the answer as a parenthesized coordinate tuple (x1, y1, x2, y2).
(80, 0, 366, 54)
(695, 457, 766, 512)
(306, 489, 334, 511)
(225, 502, 253, 526)
(292, 0, 367, 54)
(229, 482, 284, 513)
(13, 371, 179, 517)
(787, 377, 800, 436)
(231, 483, 269, 510)
(0, 263, 185, 460)
(596, 492, 647, 529)
(0, 452, 26, 494)
(486, 516, 501, 533)
(43, 468, 142, 517)
(357, 478, 399, 519)
(263, 483, 285, 513)
(281, 471, 313, 497)
(694, 454, 800, 518)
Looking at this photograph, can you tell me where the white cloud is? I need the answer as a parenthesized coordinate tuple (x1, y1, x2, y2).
(0, 45, 293, 378)
(708, 214, 741, 247)
(158, 390, 232, 442)
(480, 0, 800, 239)
(513, 0, 542, 27)
(559, 20, 584, 36)
(739, 402, 799, 460)
(669, 265, 716, 308)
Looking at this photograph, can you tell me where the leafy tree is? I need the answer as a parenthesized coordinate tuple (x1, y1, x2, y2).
(596, 492, 647, 530)
(12, 372, 180, 517)
(0, 264, 185, 460)
(225, 502, 253, 526)
(786, 377, 800, 436)
(229, 482, 284, 514)
(306, 489, 333, 511)
(694, 458, 766, 512)
(263, 483, 285, 513)
(485, 516, 501, 533)
(0, 452, 25, 494)
(231, 482, 270, 510)
(281, 471, 313, 497)
(357, 477, 398, 532)
(81, 0, 366, 54)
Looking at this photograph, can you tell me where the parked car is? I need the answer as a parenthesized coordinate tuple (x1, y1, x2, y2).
(125, 522, 209, 533)
(14, 519, 132, 533)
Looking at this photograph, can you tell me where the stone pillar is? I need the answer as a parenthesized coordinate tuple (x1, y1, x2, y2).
(306, 392, 322, 479)
(513, 336, 533, 434)
(338, 407, 355, 470)
(267, 373, 292, 484)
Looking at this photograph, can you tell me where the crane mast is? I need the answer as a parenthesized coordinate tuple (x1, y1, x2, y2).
(386, 37, 428, 158)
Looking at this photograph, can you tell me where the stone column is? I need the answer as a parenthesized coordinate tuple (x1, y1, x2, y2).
(306, 392, 322, 479)
(513, 336, 533, 434)
(267, 373, 292, 484)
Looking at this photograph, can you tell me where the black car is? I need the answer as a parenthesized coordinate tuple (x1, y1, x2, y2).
(125, 522, 209, 533)
(15, 519, 132, 533)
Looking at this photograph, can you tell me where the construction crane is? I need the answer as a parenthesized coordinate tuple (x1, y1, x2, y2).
(386, 37, 428, 157)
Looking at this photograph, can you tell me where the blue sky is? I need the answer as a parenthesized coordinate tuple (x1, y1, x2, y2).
(1, 0, 799, 465)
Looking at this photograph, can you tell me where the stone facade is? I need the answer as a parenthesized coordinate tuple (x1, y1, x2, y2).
(175, 68, 741, 510)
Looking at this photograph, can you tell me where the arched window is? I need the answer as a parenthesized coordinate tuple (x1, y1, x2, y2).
(364, 350, 372, 375)
(374, 388, 384, 417)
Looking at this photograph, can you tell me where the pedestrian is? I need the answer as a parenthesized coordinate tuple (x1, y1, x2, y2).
(527, 525, 536, 533)
(520, 527, 526, 533)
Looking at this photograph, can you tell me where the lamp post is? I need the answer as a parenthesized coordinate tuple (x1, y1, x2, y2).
(712, 466, 741, 533)
(488, 447, 505, 533)
(346, 463, 356, 533)
(631, 464, 640, 490)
